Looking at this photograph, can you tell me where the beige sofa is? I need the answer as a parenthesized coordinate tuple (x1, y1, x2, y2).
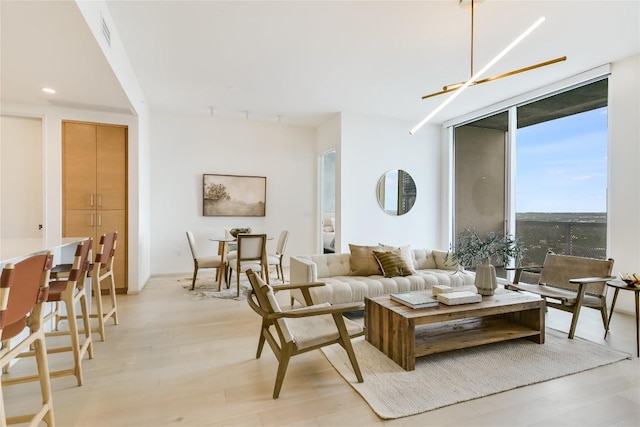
(289, 245, 476, 306)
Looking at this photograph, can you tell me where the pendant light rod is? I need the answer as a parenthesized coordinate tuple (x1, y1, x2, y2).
(423, 55, 567, 99)
(411, 15, 547, 135)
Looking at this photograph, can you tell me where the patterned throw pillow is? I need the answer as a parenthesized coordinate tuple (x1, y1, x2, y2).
(349, 244, 383, 276)
(372, 250, 414, 278)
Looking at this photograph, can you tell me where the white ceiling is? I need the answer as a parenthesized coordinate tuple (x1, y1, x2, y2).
(2, 1, 639, 128)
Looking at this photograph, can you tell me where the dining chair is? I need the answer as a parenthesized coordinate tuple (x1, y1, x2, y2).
(227, 234, 268, 297)
(186, 231, 223, 290)
(1, 253, 55, 426)
(267, 230, 289, 282)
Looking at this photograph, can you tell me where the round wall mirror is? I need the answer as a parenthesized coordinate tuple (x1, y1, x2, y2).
(376, 169, 417, 216)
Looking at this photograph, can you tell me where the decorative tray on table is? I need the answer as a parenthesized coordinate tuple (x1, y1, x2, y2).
(618, 273, 640, 287)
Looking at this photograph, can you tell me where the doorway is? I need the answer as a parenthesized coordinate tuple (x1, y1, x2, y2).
(319, 149, 336, 253)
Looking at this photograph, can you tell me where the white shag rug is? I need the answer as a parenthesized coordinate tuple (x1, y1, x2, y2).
(322, 328, 630, 419)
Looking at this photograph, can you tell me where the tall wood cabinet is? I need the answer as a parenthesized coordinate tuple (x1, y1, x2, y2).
(62, 121, 128, 292)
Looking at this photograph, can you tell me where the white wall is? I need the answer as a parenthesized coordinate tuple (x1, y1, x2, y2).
(339, 114, 444, 252)
(607, 54, 640, 314)
(149, 112, 316, 275)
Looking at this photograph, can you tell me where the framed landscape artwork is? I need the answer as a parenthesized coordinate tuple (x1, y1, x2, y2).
(203, 174, 266, 217)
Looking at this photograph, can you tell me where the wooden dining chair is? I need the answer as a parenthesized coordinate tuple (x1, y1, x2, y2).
(227, 234, 268, 297)
(1, 253, 55, 427)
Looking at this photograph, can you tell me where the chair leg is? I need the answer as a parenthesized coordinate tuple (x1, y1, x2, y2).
(93, 273, 107, 341)
(33, 333, 55, 426)
(256, 323, 267, 358)
(600, 305, 609, 332)
(63, 296, 84, 386)
(273, 348, 293, 399)
(191, 264, 199, 290)
(237, 268, 241, 297)
(568, 304, 583, 339)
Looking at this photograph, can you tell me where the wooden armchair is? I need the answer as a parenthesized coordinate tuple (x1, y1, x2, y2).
(245, 269, 364, 399)
(505, 253, 614, 338)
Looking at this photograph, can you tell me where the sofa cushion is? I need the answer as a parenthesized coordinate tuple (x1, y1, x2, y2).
(379, 244, 417, 274)
(373, 250, 414, 278)
(433, 249, 460, 270)
(349, 244, 383, 276)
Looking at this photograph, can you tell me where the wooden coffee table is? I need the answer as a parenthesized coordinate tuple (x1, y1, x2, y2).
(365, 288, 545, 370)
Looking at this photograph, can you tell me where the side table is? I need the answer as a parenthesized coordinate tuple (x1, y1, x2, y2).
(605, 280, 640, 357)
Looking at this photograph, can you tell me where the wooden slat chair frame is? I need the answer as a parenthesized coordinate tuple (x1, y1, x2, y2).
(1, 253, 55, 427)
(506, 253, 614, 338)
(245, 269, 364, 399)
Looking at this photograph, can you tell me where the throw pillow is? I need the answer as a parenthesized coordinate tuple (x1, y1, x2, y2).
(349, 244, 383, 276)
(379, 243, 417, 274)
(432, 249, 460, 270)
(372, 250, 414, 278)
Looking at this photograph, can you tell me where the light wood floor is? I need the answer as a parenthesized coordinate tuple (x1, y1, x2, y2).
(3, 271, 639, 426)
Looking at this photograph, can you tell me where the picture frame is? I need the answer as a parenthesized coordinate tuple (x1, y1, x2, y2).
(203, 174, 266, 217)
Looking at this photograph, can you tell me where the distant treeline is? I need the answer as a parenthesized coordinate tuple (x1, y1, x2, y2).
(516, 212, 606, 223)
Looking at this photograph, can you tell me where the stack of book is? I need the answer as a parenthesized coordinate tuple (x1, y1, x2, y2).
(390, 292, 439, 309)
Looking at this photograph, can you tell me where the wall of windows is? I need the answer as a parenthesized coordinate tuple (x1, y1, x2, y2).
(453, 78, 608, 271)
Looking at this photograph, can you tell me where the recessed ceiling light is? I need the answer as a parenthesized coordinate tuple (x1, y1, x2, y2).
(42, 87, 56, 94)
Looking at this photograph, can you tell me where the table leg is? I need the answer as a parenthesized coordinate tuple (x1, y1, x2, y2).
(635, 291, 639, 357)
(604, 288, 620, 339)
(217, 241, 228, 291)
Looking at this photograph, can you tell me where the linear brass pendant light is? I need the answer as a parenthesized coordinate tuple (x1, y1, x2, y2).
(409, 0, 566, 135)
(421, 0, 566, 101)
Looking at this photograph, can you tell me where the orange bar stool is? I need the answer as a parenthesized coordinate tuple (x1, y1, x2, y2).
(1, 252, 55, 427)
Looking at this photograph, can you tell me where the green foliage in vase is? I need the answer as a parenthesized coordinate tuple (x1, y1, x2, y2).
(449, 226, 524, 268)
(229, 227, 252, 237)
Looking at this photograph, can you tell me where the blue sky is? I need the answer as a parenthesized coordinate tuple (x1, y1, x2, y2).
(516, 107, 608, 213)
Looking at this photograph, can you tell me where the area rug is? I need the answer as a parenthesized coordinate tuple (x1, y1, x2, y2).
(321, 329, 630, 419)
(180, 274, 283, 301)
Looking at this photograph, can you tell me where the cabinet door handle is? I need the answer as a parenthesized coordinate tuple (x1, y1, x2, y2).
(97, 193, 102, 207)
(90, 193, 94, 207)
(90, 213, 95, 227)
(98, 213, 102, 227)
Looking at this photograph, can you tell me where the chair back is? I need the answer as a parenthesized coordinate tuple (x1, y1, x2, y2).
(246, 269, 293, 343)
(276, 230, 289, 256)
(539, 253, 614, 296)
(186, 231, 199, 260)
(69, 238, 93, 289)
(96, 231, 117, 271)
(0, 253, 53, 341)
(237, 234, 267, 263)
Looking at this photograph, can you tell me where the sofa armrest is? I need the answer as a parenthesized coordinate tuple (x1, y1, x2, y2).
(290, 256, 318, 284)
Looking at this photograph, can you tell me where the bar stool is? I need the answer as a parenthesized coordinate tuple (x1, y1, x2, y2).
(1, 252, 55, 427)
(89, 232, 119, 341)
(45, 238, 94, 385)
(9, 239, 94, 386)
(51, 232, 119, 341)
